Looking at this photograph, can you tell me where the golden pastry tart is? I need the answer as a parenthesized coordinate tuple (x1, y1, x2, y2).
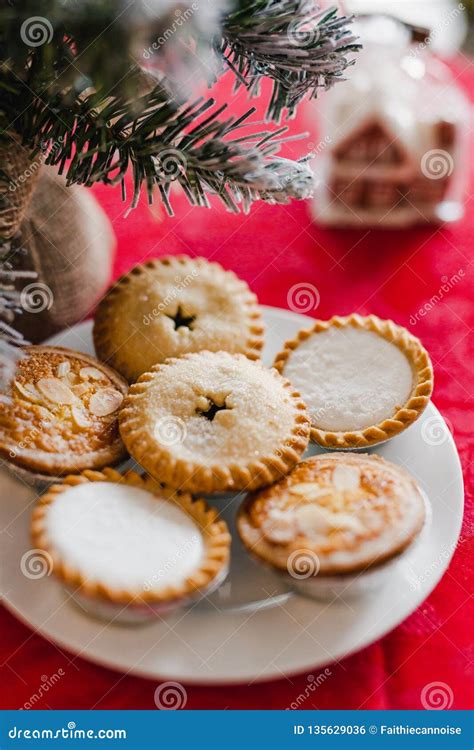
(31, 468, 231, 621)
(0, 346, 128, 476)
(274, 314, 433, 449)
(93, 255, 264, 382)
(119, 350, 311, 493)
(237, 453, 426, 577)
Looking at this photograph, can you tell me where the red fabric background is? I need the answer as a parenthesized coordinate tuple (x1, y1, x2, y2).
(1, 59, 473, 711)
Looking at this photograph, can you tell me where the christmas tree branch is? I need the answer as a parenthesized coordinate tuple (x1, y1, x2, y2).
(220, 0, 361, 121)
(1, 69, 315, 216)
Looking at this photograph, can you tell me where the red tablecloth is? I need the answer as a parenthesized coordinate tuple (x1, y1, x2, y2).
(1, 59, 473, 711)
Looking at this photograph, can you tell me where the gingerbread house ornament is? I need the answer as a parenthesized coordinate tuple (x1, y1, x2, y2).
(310, 16, 470, 228)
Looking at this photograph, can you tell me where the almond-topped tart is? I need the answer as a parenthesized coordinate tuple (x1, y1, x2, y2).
(237, 453, 427, 599)
(274, 314, 433, 449)
(31, 469, 230, 623)
(119, 350, 311, 493)
(93, 255, 264, 382)
(0, 346, 128, 480)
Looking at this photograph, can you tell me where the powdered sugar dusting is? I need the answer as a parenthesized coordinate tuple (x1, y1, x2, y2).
(45, 483, 204, 594)
(284, 328, 413, 430)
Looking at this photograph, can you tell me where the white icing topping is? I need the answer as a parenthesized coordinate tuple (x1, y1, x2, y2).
(284, 328, 414, 431)
(332, 464, 360, 491)
(45, 483, 204, 594)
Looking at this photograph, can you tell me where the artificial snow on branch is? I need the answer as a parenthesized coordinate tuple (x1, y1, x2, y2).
(0, 0, 359, 362)
(0, 0, 359, 216)
(221, 0, 361, 121)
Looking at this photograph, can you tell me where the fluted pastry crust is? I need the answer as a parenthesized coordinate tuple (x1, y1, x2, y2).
(274, 314, 433, 449)
(0, 346, 128, 475)
(237, 453, 426, 575)
(119, 350, 311, 493)
(93, 255, 264, 382)
(31, 468, 231, 605)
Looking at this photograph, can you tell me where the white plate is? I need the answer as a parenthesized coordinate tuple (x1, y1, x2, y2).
(0, 306, 464, 684)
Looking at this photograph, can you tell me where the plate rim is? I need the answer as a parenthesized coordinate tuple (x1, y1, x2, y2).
(1, 305, 465, 685)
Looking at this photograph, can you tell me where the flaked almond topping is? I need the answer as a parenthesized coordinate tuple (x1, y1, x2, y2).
(14, 380, 41, 402)
(89, 388, 123, 416)
(328, 512, 365, 534)
(71, 404, 92, 429)
(56, 361, 70, 377)
(290, 482, 332, 500)
(262, 509, 296, 544)
(332, 464, 361, 492)
(37, 377, 76, 405)
(73, 383, 90, 397)
(80, 366, 105, 381)
(36, 405, 52, 419)
(294, 504, 365, 537)
(294, 505, 333, 536)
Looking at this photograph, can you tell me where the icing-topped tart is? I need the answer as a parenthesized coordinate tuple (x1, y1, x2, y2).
(93, 255, 264, 382)
(119, 350, 311, 493)
(31, 468, 231, 621)
(237, 453, 426, 577)
(274, 314, 433, 449)
(0, 346, 128, 476)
